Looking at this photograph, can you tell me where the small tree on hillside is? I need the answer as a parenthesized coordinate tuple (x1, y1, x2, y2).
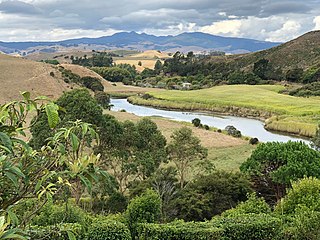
(167, 127, 208, 188)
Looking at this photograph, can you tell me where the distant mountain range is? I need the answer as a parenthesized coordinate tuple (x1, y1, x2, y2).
(0, 31, 281, 55)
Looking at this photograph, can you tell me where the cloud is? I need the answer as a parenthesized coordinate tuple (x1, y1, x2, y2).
(0, 0, 40, 14)
(314, 16, 320, 30)
(0, 0, 318, 41)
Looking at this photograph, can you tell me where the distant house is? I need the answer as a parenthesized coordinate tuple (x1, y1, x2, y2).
(182, 82, 192, 89)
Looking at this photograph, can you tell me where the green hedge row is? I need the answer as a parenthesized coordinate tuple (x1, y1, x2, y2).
(27, 223, 83, 239)
(137, 221, 223, 240)
(86, 220, 131, 240)
(211, 214, 281, 240)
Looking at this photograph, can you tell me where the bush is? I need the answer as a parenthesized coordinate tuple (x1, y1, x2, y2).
(86, 220, 131, 240)
(249, 138, 259, 145)
(275, 177, 320, 214)
(204, 125, 210, 130)
(192, 118, 201, 127)
(31, 202, 93, 228)
(95, 91, 111, 109)
(81, 76, 104, 92)
(222, 193, 271, 217)
(172, 171, 252, 221)
(225, 125, 242, 138)
(126, 189, 161, 238)
(281, 206, 320, 240)
(27, 223, 83, 240)
(211, 214, 282, 240)
(137, 221, 223, 240)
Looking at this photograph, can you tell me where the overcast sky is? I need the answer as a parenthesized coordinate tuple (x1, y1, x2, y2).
(0, 0, 319, 42)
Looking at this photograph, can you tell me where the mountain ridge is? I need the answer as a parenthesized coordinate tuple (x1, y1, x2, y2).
(0, 31, 281, 55)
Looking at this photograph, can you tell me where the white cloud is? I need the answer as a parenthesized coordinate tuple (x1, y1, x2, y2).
(200, 19, 242, 36)
(314, 16, 320, 30)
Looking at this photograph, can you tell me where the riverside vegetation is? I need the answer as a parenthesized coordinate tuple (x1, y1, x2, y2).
(2, 88, 320, 239)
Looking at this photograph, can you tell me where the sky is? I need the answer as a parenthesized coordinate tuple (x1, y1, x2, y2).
(0, 0, 319, 42)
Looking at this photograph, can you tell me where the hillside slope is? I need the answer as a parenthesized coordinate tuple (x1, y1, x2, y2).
(218, 31, 320, 70)
(0, 54, 71, 103)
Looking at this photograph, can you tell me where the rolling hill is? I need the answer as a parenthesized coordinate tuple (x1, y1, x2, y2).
(0, 31, 280, 55)
(213, 30, 320, 71)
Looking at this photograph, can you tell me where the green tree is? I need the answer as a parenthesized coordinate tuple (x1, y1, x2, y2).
(172, 171, 252, 221)
(311, 124, 320, 150)
(154, 60, 162, 74)
(167, 127, 208, 188)
(191, 118, 201, 127)
(30, 88, 104, 149)
(240, 141, 320, 203)
(97, 118, 167, 193)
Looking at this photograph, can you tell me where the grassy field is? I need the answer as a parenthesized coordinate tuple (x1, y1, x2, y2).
(107, 110, 255, 177)
(128, 84, 320, 137)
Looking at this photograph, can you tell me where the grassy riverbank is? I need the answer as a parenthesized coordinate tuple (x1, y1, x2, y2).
(107, 110, 255, 173)
(128, 84, 320, 137)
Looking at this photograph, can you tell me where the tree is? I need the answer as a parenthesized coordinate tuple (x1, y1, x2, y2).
(240, 141, 320, 203)
(167, 127, 208, 188)
(30, 88, 105, 149)
(97, 118, 167, 193)
(94, 91, 111, 110)
(0, 92, 105, 232)
(311, 124, 320, 150)
(154, 60, 162, 74)
(172, 171, 252, 221)
(191, 118, 201, 127)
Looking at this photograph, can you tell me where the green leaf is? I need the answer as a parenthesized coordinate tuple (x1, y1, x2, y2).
(21, 91, 30, 101)
(0, 132, 13, 153)
(67, 231, 76, 240)
(79, 174, 92, 192)
(45, 103, 60, 128)
(70, 133, 79, 152)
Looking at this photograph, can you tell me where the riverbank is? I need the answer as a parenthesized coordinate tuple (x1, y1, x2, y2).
(127, 85, 320, 138)
(107, 110, 255, 172)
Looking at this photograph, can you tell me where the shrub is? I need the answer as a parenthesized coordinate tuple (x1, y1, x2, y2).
(27, 223, 83, 240)
(225, 125, 242, 138)
(281, 206, 320, 240)
(192, 118, 201, 127)
(172, 171, 252, 221)
(86, 220, 131, 240)
(249, 137, 259, 145)
(126, 189, 161, 238)
(211, 214, 282, 240)
(95, 91, 111, 109)
(222, 193, 271, 217)
(137, 221, 223, 240)
(275, 177, 320, 214)
(204, 125, 210, 130)
(81, 76, 104, 92)
(31, 202, 93, 229)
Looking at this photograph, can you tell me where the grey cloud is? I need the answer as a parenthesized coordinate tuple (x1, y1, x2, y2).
(0, 0, 318, 41)
(0, 0, 41, 14)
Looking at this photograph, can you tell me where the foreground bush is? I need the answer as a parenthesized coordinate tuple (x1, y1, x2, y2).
(275, 177, 320, 214)
(211, 214, 281, 240)
(137, 221, 223, 240)
(86, 220, 131, 240)
(28, 223, 83, 240)
(126, 189, 161, 238)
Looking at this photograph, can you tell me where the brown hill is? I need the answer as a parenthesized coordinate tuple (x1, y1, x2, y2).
(0, 53, 70, 103)
(209, 30, 320, 71)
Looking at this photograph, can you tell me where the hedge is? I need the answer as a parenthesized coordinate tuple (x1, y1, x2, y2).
(86, 220, 131, 240)
(137, 221, 223, 240)
(27, 223, 83, 240)
(211, 214, 282, 240)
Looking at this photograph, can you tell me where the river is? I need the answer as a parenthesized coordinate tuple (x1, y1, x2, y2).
(110, 98, 310, 144)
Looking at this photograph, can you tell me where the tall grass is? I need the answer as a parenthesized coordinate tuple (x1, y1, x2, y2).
(128, 85, 320, 137)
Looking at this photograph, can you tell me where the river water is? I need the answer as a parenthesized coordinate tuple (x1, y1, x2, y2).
(110, 98, 310, 143)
